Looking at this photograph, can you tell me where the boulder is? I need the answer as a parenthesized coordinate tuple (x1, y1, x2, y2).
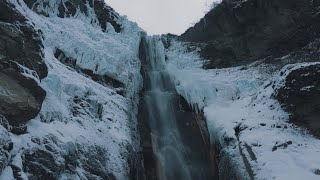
(0, 61, 46, 134)
(276, 64, 320, 137)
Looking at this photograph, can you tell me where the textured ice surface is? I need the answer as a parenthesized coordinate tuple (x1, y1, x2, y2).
(1, 0, 143, 179)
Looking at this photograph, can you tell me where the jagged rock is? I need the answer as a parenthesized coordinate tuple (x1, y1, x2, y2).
(22, 135, 119, 180)
(276, 64, 320, 137)
(22, 149, 63, 180)
(0, 61, 46, 134)
(181, 0, 320, 68)
(0, 126, 13, 174)
(24, 0, 122, 32)
(0, 115, 11, 131)
(93, 0, 122, 32)
(0, 0, 25, 22)
(24, 0, 91, 17)
(0, 1, 47, 134)
(0, 0, 47, 79)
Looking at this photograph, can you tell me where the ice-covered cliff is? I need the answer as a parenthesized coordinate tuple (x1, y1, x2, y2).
(1, 0, 320, 179)
(0, 0, 144, 179)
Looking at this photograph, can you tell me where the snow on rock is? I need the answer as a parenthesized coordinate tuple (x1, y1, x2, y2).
(166, 40, 320, 179)
(0, 0, 143, 179)
(13, 0, 143, 98)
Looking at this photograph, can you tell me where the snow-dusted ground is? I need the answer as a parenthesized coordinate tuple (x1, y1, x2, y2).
(166, 40, 320, 179)
(1, 0, 143, 179)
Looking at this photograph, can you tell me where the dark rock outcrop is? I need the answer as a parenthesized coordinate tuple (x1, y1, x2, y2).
(93, 0, 122, 32)
(22, 149, 63, 180)
(181, 0, 320, 68)
(0, 126, 13, 173)
(24, 0, 122, 32)
(0, 1, 47, 134)
(21, 135, 120, 180)
(0, 0, 47, 79)
(276, 64, 320, 137)
(0, 61, 46, 134)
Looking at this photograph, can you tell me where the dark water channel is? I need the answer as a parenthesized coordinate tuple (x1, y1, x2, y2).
(139, 35, 218, 180)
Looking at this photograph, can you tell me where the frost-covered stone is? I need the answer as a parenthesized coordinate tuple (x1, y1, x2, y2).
(23, 0, 122, 32)
(0, 126, 12, 174)
(276, 64, 320, 137)
(0, 61, 46, 134)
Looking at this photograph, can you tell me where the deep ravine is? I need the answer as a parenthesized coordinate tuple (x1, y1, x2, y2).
(138, 35, 218, 180)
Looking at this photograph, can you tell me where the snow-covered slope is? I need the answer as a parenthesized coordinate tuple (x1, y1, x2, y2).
(165, 39, 320, 179)
(0, 0, 143, 179)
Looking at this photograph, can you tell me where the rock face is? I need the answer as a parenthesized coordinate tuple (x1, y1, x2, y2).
(0, 62, 46, 136)
(0, 0, 47, 134)
(276, 64, 320, 137)
(24, 0, 122, 32)
(0, 61, 46, 134)
(0, 0, 47, 79)
(20, 138, 117, 180)
(93, 0, 122, 32)
(0, 126, 12, 173)
(181, 0, 320, 68)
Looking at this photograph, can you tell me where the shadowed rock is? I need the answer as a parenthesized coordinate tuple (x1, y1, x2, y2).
(181, 0, 320, 68)
(276, 64, 320, 137)
(24, 0, 122, 32)
(21, 136, 118, 180)
(0, 1, 47, 134)
(0, 0, 47, 79)
(0, 61, 46, 134)
(0, 126, 13, 174)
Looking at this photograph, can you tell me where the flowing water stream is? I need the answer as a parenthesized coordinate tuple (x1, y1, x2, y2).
(140, 35, 217, 180)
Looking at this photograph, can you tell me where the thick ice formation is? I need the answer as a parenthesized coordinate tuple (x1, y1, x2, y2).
(0, 0, 143, 179)
(13, 0, 143, 98)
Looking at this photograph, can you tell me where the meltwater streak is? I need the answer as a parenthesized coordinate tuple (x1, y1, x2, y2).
(142, 36, 192, 180)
